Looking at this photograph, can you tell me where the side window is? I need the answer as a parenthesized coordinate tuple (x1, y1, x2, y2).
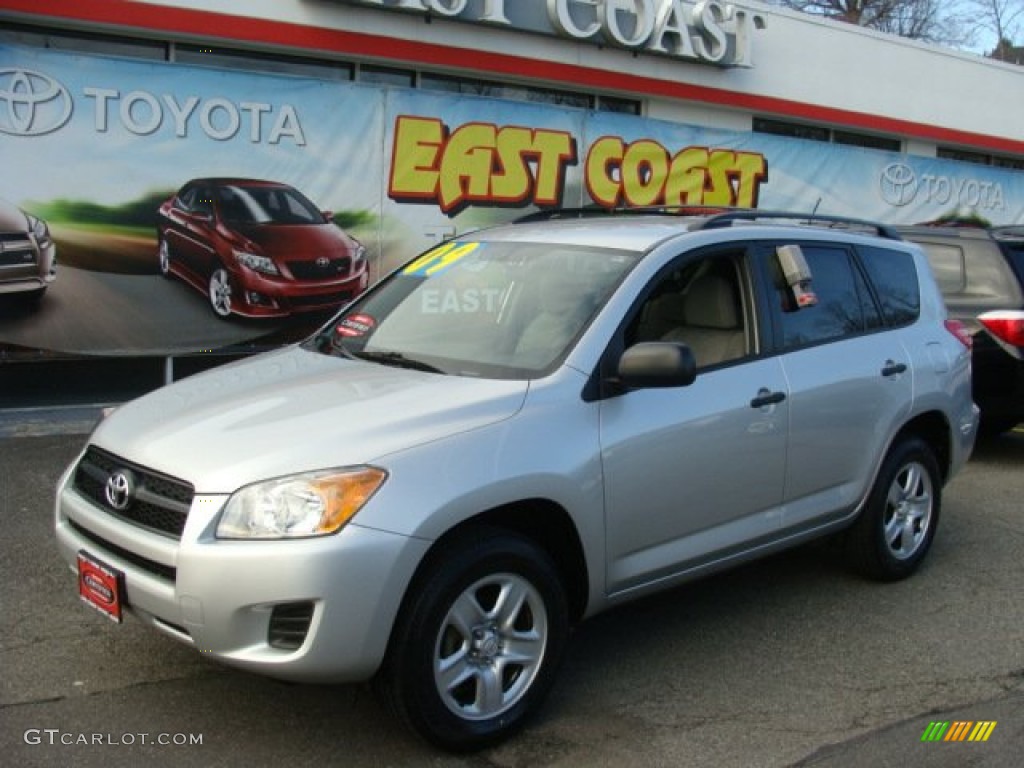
(191, 186, 214, 217)
(769, 245, 869, 349)
(913, 240, 965, 293)
(857, 245, 921, 326)
(627, 253, 749, 369)
(175, 185, 196, 211)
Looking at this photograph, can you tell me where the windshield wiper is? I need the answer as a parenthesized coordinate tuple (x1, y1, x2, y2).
(352, 349, 446, 374)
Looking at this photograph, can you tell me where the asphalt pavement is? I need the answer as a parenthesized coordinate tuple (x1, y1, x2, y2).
(1, 414, 1021, 768)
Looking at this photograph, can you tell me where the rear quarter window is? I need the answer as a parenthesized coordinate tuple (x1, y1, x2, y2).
(997, 240, 1024, 286)
(857, 245, 921, 326)
(911, 240, 965, 293)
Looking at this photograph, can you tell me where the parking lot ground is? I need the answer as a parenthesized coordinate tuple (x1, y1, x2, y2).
(1, 423, 1022, 768)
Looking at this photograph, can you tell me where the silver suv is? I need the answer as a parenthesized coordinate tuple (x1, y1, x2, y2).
(56, 210, 978, 750)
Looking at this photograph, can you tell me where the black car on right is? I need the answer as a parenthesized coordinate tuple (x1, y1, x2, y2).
(898, 224, 1024, 435)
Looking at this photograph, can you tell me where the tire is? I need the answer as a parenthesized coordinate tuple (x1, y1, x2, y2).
(376, 527, 569, 752)
(845, 436, 941, 581)
(208, 267, 234, 318)
(158, 237, 172, 277)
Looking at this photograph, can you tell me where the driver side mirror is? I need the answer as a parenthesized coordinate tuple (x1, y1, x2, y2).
(617, 342, 697, 389)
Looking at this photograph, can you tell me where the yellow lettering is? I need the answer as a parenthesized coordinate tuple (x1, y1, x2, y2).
(586, 137, 625, 207)
(622, 140, 669, 207)
(389, 116, 444, 200)
(733, 151, 768, 208)
(665, 147, 709, 204)
(439, 123, 497, 211)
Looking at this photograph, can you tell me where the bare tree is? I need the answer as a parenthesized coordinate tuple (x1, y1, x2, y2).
(966, 0, 1024, 59)
(764, 1, 970, 46)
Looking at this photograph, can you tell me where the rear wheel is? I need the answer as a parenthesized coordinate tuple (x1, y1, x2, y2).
(845, 436, 941, 581)
(377, 528, 569, 751)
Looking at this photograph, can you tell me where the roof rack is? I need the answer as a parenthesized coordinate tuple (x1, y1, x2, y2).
(697, 210, 903, 241)
(512, 205, 733, 224)
(513, 206, 902, 240)
(991, 225, 1024, 239)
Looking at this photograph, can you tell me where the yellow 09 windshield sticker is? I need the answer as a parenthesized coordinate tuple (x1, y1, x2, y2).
(403, 241, 481, 277)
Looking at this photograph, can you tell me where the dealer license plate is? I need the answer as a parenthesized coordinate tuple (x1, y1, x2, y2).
(77, 550, 125, 623)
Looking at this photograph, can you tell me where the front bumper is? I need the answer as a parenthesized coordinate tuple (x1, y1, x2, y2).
(232, 266, 369, 317)
(55, 462, 428, 683)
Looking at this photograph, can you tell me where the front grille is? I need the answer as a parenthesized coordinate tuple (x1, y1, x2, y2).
(73, 446, 193, 539)
(268, 602, 315, 650)
(68, 519, 177, 582)
(287, 256, 351, 280)
(285, 291, 353, 310)
(0, 239, 36, 268)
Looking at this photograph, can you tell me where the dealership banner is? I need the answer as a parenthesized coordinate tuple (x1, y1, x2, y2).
(2, 43, 1023, 359)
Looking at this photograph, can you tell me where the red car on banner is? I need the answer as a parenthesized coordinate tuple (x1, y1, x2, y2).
(156, 178, 368, 319)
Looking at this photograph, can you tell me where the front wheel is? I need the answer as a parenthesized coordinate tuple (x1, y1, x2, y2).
(158, 237, 172, 277)
(377, 528, 569, 752)
(208, 267, 234, 318)
(845, 436, 941, 581)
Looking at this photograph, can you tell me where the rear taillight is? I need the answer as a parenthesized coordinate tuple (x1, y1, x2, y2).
(944, 319, 973, 350)
(978, 310, 1024, 348)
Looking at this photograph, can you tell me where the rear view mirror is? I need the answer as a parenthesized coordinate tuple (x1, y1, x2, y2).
(776, 245, 817, 308)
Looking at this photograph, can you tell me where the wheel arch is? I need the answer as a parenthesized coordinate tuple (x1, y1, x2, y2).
(893, 410, 953, 484)
(400, 499, 590, 626)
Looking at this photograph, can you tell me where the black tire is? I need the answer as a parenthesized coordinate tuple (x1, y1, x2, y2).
(845, 436, 941, 581)
(157, 236, 172, 277)
(376, 527, 569, 752)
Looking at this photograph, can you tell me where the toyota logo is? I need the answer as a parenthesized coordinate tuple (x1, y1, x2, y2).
(104, 470, 136, 512)
(0, 69, 73, 137)
(879, 163, 918, 207)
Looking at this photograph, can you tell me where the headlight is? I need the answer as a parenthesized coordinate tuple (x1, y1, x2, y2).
(28, 214, 51, 246)
(352, 244, 366, 268)
(234, 249, 279, 275)
(216, 467, 387, 539)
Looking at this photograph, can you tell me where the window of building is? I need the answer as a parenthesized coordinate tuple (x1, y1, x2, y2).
(938, 147, 1024, 171)
(754, 118, 900, 152)
(833, 130, 900, 152)
(175, 44, 352, 80)
(753, 118, 829, 143)
(421, 74, 642, 113)
(596, 95, 642, 115)
(0, 23, 166, 60)
(358, 65, 415, 87)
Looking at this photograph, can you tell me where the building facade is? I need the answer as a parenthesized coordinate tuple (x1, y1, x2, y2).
(2, 0, 1022, 362)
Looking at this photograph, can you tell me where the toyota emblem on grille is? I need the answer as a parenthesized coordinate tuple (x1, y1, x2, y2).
(315, 257, 330, 268)
(104, 470, 135, 511)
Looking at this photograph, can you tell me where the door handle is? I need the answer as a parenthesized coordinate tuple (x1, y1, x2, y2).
(750, 388, 786, 408)
(881, 360, 907, 377)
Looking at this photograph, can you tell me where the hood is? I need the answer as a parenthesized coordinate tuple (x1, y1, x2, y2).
(0, 199, 30, 231)
(230, 222, 355, 259)
(91, 346, 528, 492)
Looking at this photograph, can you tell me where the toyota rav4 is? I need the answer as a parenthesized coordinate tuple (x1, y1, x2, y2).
(56, 209, 978, 751)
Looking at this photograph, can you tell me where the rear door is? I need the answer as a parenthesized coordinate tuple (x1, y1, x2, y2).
(755, 241, 915, 531)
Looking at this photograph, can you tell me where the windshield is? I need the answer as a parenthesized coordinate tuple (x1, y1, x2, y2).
(216, 185, 323, 225)
(306, 239, 640, 378)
